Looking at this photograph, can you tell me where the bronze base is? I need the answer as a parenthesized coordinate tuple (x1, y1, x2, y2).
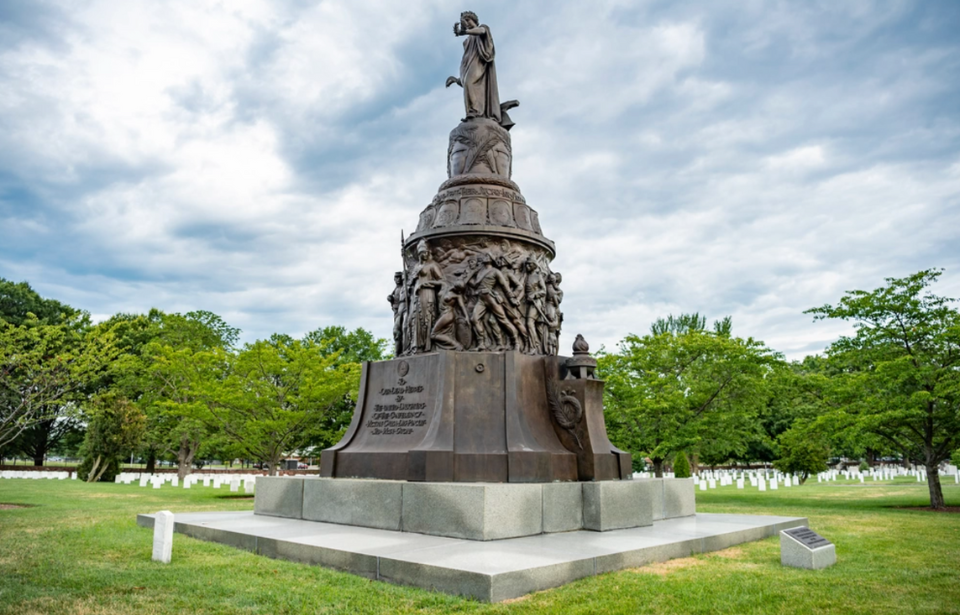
(320, 351, 630, 483)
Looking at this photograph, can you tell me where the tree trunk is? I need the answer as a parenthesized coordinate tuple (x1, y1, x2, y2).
(92, 459, 110, 483)
(145, 448, 157, 474)
(652, 457, 664, 478)
(268, 453, 281, 477)
(926, 462, 945, 510)
(177, 436, 200, 481)
(33, 452, 45, 466)
(86, 455, 102, 483)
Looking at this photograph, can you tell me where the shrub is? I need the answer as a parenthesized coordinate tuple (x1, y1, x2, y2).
(673, 451, 692, 478)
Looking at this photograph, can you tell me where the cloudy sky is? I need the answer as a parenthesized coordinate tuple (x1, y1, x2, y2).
(2, 0, 958, 359)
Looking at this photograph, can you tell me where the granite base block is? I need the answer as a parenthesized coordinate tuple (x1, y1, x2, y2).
(582, 480, 654, 531)
(302, 478, 402, 530)
(664, 478, 696, 518)
(542, 482, 583, 533)
(401, 482, 543, 540)
(253, 477, 304, 519)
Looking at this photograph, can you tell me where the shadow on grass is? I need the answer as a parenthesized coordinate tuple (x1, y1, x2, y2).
(0, 502, 37, 509)
(891, 505, 960, 513)
(215, 495, 254, 500)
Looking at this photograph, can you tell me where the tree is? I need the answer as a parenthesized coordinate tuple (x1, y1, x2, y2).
(209, 335, 360, 476)
(599, 315, 778, 477)
(0, 280, 97, 454)
(807, 269, 960, 509)
(78, 395, 146, 482)
(773, 427, 829, 483)
(302, 325, 389, 364)
(300, 326, 389, 450)
(0, 278, 82, 327)
(673, 451, 692, 478)
(0, 316, 115, 447)
(10, 416, 82, 466)
(138, 311, 237, 480)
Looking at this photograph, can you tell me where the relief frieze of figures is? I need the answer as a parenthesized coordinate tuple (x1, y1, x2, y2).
(388, 237, 563, 356)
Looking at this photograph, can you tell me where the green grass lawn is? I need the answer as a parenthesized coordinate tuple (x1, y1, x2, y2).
(1, 476, 958, 615)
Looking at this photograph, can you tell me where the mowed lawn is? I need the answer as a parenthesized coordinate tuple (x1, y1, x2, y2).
(1, 476, 958, 615)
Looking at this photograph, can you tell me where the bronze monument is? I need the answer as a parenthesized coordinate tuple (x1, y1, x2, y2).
(320, 12, 630, 483)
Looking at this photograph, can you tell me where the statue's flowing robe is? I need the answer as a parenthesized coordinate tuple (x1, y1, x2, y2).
(459, 25, 501, 123)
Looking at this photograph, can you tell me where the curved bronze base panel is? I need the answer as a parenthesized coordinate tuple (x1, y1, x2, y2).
(320, 351, 631, 483)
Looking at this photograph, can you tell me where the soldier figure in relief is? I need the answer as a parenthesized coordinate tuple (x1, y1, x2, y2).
(467, 253, 520, 351)
(544, 272, 564, 355)
(388, 271, 407, 356)
(431, 279, 469, 351)
(523, 259, 547, 354)
(409, 240, 444, 353)
(497, 256, 530, 352)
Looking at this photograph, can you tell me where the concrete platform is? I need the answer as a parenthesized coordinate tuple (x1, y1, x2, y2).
(137, 510, 805, 602)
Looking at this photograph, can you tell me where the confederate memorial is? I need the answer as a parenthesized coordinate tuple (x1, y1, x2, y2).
(318, 9, 629, 485)
(138, 13, 807, 601)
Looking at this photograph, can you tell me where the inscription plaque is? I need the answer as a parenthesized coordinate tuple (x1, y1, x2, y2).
(783, 527, 831, 549)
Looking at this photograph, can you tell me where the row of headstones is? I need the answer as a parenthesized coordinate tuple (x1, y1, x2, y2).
(116, 472, 257, 494)
(694, 471, 802, 492)
(816, 466, 959, 484)
(0, 470, 73, 479)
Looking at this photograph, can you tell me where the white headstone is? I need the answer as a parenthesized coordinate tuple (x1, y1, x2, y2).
(770, 479, 779, 490)
(171, 476, 179, 488)
(737, 478, 744, 489)
(699, 480, 708, 491)
(708, 479, 716, 489)
(152, 511, 174, 564)
(758, 478, 767, 491)
(203, 477, 211, 487)
(230, 478, 240, 492)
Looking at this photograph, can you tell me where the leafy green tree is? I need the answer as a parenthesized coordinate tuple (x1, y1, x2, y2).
(599, 314, 778, 477)
(302, 325, 389, 364)
(807, 269, 960, 509)
(78, 395, 146, 482)
(209, 335, 360, 476)
(0, 278, 83, 327)
(300, 326, 389, 450)
(9, 417, 82, 466)
(138, 311, 237, 480)
(0, 279, 96, 458)
(0, 315, 116, 447)
(773, 427, 829, 483)
(672, 451, 692, 478)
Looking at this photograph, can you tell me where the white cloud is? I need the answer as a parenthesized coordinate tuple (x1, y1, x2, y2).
(1, 0, 959, 360)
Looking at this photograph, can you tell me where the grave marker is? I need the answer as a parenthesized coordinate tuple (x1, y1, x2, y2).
(152, 511, 174, 564)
